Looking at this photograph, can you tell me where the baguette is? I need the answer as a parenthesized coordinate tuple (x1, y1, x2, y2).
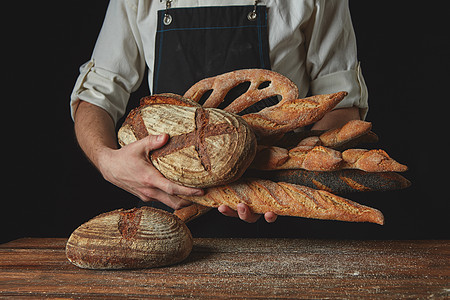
(180, 178, 384, 225)
(342, 149, 408, 172)
(251, 145, 408, 172)
(173, 203, 211, 223)
(318, 120, 372, 148)
(245, 169, 411, 194)
(273, 123, 378, 150)
(251, 145, 343, 171)
(242, 92, 347, 140)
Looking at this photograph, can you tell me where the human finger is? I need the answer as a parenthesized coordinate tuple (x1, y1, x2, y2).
(218, 205, 239, 218)
(138, 187, 193, 210)
(149, 172, 204, 197)
(264, 211, 278, 223)
(142, 133, 170, 153)
(236, 203, 261, 223)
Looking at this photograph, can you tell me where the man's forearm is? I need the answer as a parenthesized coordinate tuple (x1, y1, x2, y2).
(74, 100, 118, 170)
(311, 106, 360, 131)
(72, 99, 201, 210)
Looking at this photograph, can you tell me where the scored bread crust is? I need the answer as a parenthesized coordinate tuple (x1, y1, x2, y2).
(66, 207, 193, 269)
(118, 94, 257, 188)
(180, 178, 384, 225)
(251, 145, 408, 172)
(242, 92, 348, 140)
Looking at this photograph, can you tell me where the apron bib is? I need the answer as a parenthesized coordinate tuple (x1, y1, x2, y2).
(149, 4, 275, 236)
(153, 4, 276, 113)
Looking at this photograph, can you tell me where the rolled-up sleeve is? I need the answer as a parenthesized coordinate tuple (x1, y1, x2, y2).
(70, 0, 145, 124)
(305, 0, 368, 119)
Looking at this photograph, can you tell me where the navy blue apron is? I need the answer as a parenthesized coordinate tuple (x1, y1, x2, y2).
(149, 4, 276, 237)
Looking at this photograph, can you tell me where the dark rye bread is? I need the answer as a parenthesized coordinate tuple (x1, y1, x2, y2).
(245, 169, 411, 194)
(118, 94, 257, 188)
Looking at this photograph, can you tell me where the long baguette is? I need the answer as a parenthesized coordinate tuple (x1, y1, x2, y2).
(251, 145, 408, 172)
(242, 92, 347, 140)
(341, 149, 407, 172)
(173, 204, 211, 223)
(180, 178, 384, 225)
(318, 120, 372, 148)
(245, 169, 411, 194)
(251, 145, 343, 171)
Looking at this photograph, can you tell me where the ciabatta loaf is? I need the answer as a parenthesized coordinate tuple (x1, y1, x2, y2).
(118, 94, 257, 188)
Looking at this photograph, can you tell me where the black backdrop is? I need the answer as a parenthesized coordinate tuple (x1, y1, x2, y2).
(2, 1, 449, 243)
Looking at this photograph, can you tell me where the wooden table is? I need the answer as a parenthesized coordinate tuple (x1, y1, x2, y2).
(0, 238, 449, 298)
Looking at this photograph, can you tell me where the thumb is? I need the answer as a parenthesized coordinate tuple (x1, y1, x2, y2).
(134, 134, 169, 154)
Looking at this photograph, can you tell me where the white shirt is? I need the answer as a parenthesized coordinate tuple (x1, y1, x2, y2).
(70, 0, 368, 125)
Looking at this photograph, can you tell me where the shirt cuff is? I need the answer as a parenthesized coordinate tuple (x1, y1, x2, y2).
(310, 62, 369, 120)
(70, 60, 130, 125)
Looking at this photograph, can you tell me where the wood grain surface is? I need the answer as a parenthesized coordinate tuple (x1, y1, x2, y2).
(1, 238, 449, 298)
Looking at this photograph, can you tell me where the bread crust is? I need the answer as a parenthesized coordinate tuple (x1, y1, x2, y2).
(184, 69, 299, 113)
(118, 94, 257, 188)
(251, 145, 407, 173)
(243, 92, 347, 140)
(66, 207, 193, 269)
(245, 169, 411, 194)
(180, 178, 384, 225)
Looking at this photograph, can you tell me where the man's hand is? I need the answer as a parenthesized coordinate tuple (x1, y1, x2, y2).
(98, 134, 204, 210)
(218, 204, 278, 223)
(74, 101, 203, 210)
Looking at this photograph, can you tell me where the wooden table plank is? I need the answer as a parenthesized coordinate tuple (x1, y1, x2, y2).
(0, 238, 449, 298)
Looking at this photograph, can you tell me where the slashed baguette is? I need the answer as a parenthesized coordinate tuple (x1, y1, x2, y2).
(242, 92, 347, 139)
(318, 120, 373, 148)
(274, 121, 378, 150)
(173, 204, 211, 223)
(341, 149, 408, 172)
(180, 178, 384, 225)
(251, 145, 343, 171)
(251, 145, 408, 172)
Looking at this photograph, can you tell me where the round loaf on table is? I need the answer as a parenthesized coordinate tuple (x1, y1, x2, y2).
(118, 94, 257, 188)
(66, 207, 193, 270)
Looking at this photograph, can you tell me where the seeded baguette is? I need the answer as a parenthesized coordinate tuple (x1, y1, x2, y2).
(245, 169, 411, 194)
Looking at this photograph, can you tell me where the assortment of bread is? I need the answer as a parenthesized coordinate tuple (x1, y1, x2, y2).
(67, 68, 409, 269)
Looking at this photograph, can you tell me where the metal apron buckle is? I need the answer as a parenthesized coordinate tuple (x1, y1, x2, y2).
(247, 0, 259, 21)
(162, 0, 173, 25)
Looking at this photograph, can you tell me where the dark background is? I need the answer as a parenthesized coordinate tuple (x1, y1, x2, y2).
(2, 1, 449, 243)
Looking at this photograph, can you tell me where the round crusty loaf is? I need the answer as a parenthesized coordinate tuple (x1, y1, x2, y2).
(118, 94, 257, 188)
(66, 207, 193, 270)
